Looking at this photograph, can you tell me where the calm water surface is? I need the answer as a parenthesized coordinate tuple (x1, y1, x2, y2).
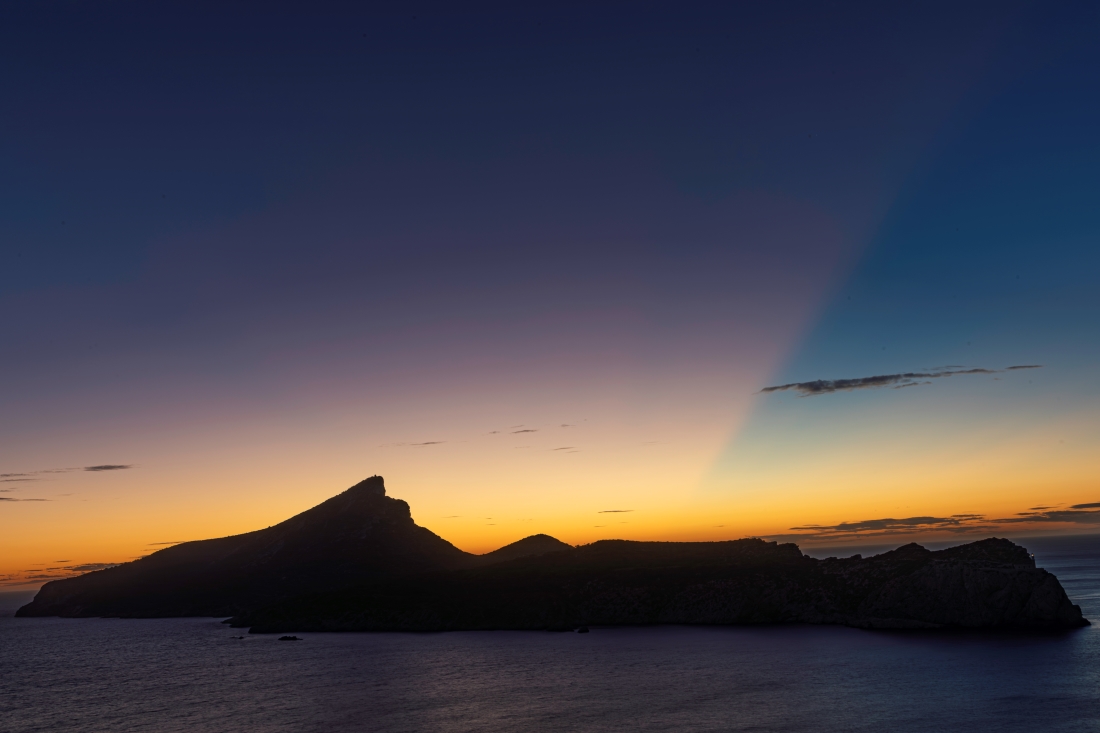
(2, 535, 1098, 733)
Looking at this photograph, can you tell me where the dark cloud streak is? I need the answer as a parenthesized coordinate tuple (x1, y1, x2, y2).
(761, 365, 1041, 396)
(774, 502, 1100, 542)
(998, 509, 1100, 524)
(0, 465, 134, 478)
(787, 515, 979, 534)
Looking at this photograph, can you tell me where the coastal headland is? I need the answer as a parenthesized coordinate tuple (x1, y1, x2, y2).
(17, 477, 1089, 633)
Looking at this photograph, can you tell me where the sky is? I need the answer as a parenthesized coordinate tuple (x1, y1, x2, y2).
(2, 1, 1099, 589)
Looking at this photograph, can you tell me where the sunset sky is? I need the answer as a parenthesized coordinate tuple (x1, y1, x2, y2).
(3, 1, 1099, 590)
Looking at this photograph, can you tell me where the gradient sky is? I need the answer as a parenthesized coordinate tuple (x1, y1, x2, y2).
(3, 1, 1099, 589)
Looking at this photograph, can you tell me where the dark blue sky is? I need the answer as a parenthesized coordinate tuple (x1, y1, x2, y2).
(2, 1, 1025, 292)
(3, 2, 1100, 575)
(2, 1, 1040, 397)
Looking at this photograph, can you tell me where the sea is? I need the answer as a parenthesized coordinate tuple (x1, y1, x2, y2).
(1, 534, 1098, 733)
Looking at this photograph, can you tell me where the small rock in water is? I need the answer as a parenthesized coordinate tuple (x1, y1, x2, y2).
(278, 635, 302, 641)
(576, 626, 589, 633)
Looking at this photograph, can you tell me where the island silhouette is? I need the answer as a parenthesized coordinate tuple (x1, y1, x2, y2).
(17, 476, 1089, 632)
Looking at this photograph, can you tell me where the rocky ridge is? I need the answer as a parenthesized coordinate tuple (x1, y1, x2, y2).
(18, 477, 1089, 632)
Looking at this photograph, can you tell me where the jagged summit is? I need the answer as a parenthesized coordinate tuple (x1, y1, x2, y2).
(346, 475, 386, 498)
(277, 474, 418, 531)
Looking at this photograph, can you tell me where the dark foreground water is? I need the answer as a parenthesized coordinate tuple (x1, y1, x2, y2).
(2, 535, 1098, 733)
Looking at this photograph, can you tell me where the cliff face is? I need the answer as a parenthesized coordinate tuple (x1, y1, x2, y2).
(810, 540, 1084, 629)
(18, 477, 1088, 632)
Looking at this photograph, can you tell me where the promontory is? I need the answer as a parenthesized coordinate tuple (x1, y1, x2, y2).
(17, 476, 1089, 633)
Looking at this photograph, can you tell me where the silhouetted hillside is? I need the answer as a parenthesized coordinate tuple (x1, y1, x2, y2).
(472, 534, 572, 565)
(18, 477, 1089, 632)
(230, 535, 1088, 632)
(22, 477, 505, 617)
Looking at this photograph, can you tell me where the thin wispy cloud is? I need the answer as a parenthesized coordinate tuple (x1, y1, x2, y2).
(0, 498, 48, 502)
(0, 464, 134, 479)
(771, 502, 1100, 543)
(1003, 507, 1100, 524)
(1, 561, 119, 587)
(787, 515, 984, 536)
(598, 509, 634, 514)
(761, 365, 1041, 397)
(64, 563, 117, 572)
(512, 429, 538, 434)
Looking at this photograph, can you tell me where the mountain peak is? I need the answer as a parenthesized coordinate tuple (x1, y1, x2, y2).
(476, 533, 573, 565)
(346, 475, 386, 497)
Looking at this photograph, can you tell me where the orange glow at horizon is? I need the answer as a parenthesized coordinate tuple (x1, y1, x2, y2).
(4, 385, 1098, 591)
